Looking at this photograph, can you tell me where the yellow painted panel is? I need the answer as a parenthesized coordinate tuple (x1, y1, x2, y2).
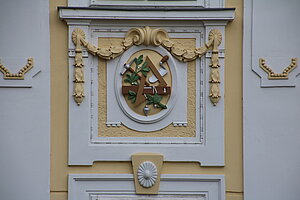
(224, 0, 244, 192)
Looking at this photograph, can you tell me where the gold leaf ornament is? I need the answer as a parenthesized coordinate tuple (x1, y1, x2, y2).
(162, 39, 174, 50)
(149, 28, 169, 46)
(183, 49, 197, 61)
(123, 37, 134, 48)
(0, 58, 34, 80)
(97, 48, 112, 58)
(126, 28, 145, 46)
(72, 28, 86, 45)
(74, 67, 84, 82)
(259, 58, 298, 79)
(210, 68, 220, 83)
(195, 46, 207, 57)
(110, 45, 124, 54)
(125, 26, 169, 46)
(208, 29, 222, 47)
(209, 84, 221, 105)
(171, 45, 185, 56)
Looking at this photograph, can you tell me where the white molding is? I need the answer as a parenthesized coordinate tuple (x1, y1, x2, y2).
(68, 174, 225, 200)
(88, 0, 224, 7)
(67, 0, 225, 8)
(173, 122, 188, 127)
(68, 49, 88, 58)
(59, 7, 235, 21)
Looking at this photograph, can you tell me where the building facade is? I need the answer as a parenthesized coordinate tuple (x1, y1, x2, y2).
(0, 0, 299, 200)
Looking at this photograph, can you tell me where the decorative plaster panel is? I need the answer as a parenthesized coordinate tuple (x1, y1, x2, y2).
(0, 58, 34, 80)
(59, 7, 234, 166)
(0, 57, 41, 88)
(68, 174, 225, 200)
(253, 57, 300, 87)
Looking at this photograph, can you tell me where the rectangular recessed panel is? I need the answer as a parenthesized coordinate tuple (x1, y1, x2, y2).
(62, 11, 229, 166)
(69, 174, 224, 200)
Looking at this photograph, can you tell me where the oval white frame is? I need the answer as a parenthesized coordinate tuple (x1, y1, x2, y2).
(115, 46, 177, 125)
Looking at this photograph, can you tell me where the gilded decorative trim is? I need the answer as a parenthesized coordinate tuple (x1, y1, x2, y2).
(208, 29, 222, 105)
(0, 58, 34, 80)
(71, 27, 222, 105)
(72, 29, 85, 105)
(259, 58, 297, 80)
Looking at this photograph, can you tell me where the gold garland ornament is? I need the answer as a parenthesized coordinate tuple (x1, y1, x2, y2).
(71, 27, 222, 105)
(0, 58, 34, 80)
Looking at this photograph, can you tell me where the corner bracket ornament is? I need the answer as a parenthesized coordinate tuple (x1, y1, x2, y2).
(71, 27, 222, 105)
(0, 58, 34, 80)
(259, 58, 297, 80)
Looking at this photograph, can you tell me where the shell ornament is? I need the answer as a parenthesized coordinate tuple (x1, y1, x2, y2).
(137, 161, 158, 188)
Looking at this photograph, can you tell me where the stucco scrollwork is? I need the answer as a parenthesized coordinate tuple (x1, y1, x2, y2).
(259, 58, 297, 80)
(71, 26, 222, 105)
(125, 26, 169, 46)
(0, 58, 34, 80)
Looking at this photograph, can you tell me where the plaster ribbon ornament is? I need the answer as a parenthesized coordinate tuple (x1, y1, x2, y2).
(137, 161, 158, 188)
(71, 26, 222, 105)
(259, 58, 297, 80)
(0, 58, 34, 80)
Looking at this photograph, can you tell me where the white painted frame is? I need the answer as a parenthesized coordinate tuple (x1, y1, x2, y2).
(68, 174, 225, 200)
(59, 7, 234, 166)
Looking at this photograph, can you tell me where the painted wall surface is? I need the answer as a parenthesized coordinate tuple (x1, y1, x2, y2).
(0, 1, 50, 200)
(243, 0, 300, 200)
(51, 1, 243, 200)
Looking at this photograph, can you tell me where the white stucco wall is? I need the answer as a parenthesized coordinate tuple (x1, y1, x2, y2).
(244, 0, 300, 199)
(0, 1, 50, 200)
